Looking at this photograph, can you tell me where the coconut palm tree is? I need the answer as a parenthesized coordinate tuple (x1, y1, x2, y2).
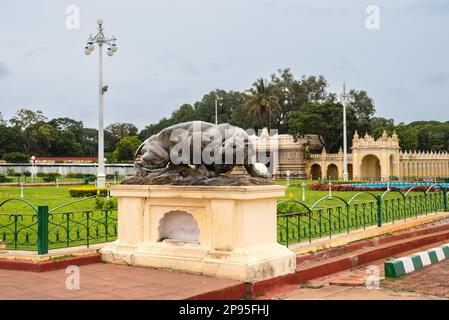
(245, 78, 281, 129)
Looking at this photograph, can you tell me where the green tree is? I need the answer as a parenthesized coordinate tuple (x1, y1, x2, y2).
(105, 123, 138, 152)
(269, 69, 331, 133)
(288, 101, 358, 153)
(26, 123, 57, 155)
(347, 89, 376, 122)
(49, 118, 85, 156)
(245, 78, 281, 129)
(9, 109, 47, 130)
(0, 125, 25, 158)
(3, 152, 29, 163)
(81, 128, 98, 156)
(113, 136, 141, 162)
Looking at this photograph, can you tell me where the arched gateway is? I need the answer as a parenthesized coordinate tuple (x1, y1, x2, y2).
(360, 154, 381, 179)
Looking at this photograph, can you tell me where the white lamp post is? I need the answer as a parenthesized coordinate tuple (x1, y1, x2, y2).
(30, 155, 36, 183)
(301, 181, 306, 202)
(214, 93, 221, 125)
(84, 19, 118, 188)
(341, 82, 349, 181)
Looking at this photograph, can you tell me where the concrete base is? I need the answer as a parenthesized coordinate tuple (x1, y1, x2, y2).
(100, 185, 296, 282)
(102, 241, 295, 283)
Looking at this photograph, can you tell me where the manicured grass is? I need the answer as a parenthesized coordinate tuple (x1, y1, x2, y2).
(0, 185, 116, 251)
(0, 185, 97, 213)
(276, 180, 409, 208)
(0, 181, 424, 213)
(0, 182, 439, 250)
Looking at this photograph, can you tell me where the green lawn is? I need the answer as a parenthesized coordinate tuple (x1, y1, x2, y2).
(0, 181, 423, 213)
(0, 182, 441, 250)
(0, 185, 96, 213)
(276, 180, 410, 208)
(0, 185, 116, 251)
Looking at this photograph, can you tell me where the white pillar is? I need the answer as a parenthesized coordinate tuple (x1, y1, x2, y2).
(215, 96, 218, 125)
(97, 43, 106, 188)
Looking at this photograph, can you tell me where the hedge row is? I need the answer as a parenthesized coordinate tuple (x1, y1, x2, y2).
(0, 175, 13, 183)
(309, 183, 437, 193)
(69, 187, 108, 197)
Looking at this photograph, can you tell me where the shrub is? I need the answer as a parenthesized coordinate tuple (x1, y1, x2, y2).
(95, 197, 117, 210)
(84, 174, 96, 182)
(2, 152, 29, 163)
(36, 172, 47, 177)
(65, 173, 86, 179)
(43, 176, 56, 182)
(69, 187, 108, 197)
(23, 171, 31, 177)
(277, 201, 309, 215)
(5, 168, 15, 176)
(0, 175, 13, 183)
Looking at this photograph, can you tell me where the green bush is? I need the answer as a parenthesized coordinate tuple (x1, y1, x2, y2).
(65, 173, 96, 181)
(69, 187, 108, 197)
(0, 175, 13, 183)
(43, 176, 56, 182)
(23, 171, 31, 177)
(277, 201, 308, 215)
(47, 172, 61, 177)
(95, 197, 117, 210)
(36, 172, 47, 177)
(3, 152, 29, 163)
(6, 168, 15, 176)
(65, 173, 83, 178)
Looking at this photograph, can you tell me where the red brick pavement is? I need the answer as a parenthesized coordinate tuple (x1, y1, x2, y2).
(0, 263, 241, 300)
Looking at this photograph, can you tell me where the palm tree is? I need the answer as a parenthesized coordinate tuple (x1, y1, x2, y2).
(245, 78, 281, 129)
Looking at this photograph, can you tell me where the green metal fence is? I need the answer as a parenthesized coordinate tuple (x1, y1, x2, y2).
(2, 185, 448, 253)
(0, 197, 117, 254)
(277, 185, 449, 247)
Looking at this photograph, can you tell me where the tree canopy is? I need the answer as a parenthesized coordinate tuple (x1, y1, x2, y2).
(1, 68, 448, 162)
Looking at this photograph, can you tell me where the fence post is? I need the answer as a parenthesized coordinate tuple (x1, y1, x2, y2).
(37, 205, 49, 255)
(443, 190, 448, 212)
(376, 195, 383, 227)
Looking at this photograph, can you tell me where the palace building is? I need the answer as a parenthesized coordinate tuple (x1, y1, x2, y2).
(252, 129, 449, 180)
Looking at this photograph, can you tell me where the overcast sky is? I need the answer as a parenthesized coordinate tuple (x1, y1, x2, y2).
(0, 0, 448, 130)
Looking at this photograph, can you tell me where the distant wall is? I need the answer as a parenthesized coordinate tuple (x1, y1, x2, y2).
(0, 163, 134, 176)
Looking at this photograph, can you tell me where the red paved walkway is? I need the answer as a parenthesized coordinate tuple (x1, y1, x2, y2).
(0, 263, 240, 300)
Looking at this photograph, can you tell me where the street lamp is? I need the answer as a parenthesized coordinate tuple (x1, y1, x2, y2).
(30, 155, 36, 183)
(84, 19, 118, 188)
(214, 92, 222, 125)
(341, 82, 349, 181)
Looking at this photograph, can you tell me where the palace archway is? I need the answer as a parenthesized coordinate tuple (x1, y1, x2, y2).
(326, 164, 339, 180)
(347, 163, 353, 180)
(360, 154, 381, 179)
(310, 164, 322, 180)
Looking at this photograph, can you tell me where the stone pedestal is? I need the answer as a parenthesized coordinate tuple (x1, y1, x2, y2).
(100, 185, 295, 282)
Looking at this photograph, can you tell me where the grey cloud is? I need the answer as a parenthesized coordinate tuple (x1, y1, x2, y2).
(185, 62, 201, 77)
(403, 0, 449, 14)
(0, 62, 11, 78)
(426, 72, 449, 86)
(18, 47, 47, 61)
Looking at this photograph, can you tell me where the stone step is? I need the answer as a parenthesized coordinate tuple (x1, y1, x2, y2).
(250, 225, 449, 296)
(296, 221, 449, 267)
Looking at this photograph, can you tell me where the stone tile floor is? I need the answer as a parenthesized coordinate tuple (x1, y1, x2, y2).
(265, 241, 449, 300)
(0, 263, 239, 300)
